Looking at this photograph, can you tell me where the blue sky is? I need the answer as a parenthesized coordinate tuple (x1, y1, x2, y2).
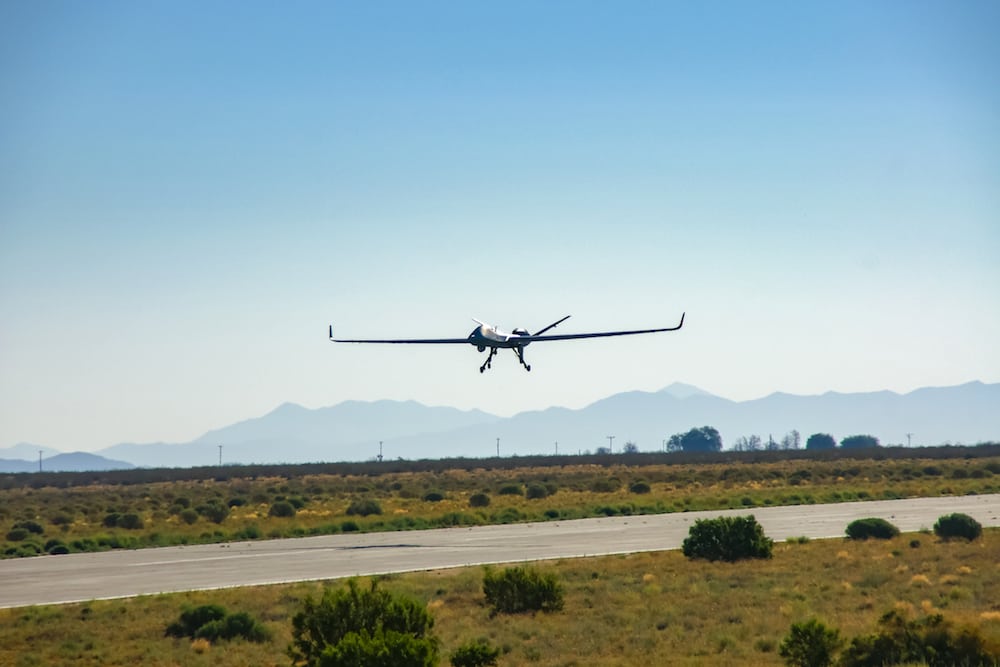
(2, 1, 998, 451)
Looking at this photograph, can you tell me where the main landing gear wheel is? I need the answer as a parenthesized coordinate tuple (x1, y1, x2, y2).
(479, 348, 497, 373)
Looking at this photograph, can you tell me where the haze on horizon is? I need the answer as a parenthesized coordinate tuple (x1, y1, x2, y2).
(2, 2, 998, 452)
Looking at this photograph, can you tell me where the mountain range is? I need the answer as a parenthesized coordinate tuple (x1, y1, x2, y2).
(1, 381, 997, 471)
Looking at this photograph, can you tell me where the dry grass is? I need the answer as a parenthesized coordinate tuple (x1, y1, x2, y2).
(1, 530, 997, 666)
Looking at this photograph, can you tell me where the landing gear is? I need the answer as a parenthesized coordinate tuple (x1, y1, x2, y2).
(478, 346, 532, 372)
(479, 347, 498, 373)
(515, 347, 531, 372)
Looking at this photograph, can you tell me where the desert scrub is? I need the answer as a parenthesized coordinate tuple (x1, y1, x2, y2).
(933, 512, 983, 541)
(846, 518, 900, 540)
(289, 579, 438, 666)
(681, 514, 774, 562)
(482, 566, 564, 616)
(346, 499, 383, 517)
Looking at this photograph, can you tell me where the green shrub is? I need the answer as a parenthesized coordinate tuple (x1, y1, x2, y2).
(590, 478, 622, 493)
(846, 518, 899, 540)
(197, 502, 230, 524)
(933, 513, 982, 541)
(681, 515, 773, 562)
(317, 629, 438, 666)
(779, 618, 841, 667)
(450, 638, 501, 666)
(423, 491, 445, 502)
(468, 493, 491, 508)
(5, 528, 29, 542)
(840, 434, 880, 449)
(498, 485, 523, 496)
(179, 509, 199, 525)
(227, 497, 247, 507)
(44, 538, 65, 551)
(629, 481, 651, 494)
(806, 433, 836, 450)
(269, 501, 296, 518)
(840, 609, 997, 667)
(346, 499, 383, 517)
(118, 513, 144, 530)
(102, 513, 120, 528)
(167, 604, 269, 643)
(482, 566, 564, 616)
(525, 484, 549, 500)
(289, 579, 438, 666)
(194, 611, 270, 643)
(71, 537, 99, 552)
(13, 520, 43, 535)
(166, 604, 227, 638)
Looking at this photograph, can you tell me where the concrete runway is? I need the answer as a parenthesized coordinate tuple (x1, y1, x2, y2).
(2, 494, 997, 609)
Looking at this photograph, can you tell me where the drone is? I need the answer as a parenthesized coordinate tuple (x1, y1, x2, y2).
(329, 312, 685, 373)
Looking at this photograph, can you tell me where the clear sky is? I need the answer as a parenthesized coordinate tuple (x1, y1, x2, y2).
(2, 1, 998, 451)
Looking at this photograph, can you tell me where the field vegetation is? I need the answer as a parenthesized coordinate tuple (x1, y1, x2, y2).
(3, 446, 998, 558)
(1, 528, 997, 665)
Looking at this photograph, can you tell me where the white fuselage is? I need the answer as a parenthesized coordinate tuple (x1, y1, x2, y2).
(468, 324, 529, 351)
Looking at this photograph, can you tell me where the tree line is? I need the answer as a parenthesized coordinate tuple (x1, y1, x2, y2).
(664, 426, 883, 453)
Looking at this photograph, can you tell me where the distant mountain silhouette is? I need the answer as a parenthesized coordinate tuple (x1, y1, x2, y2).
(442, 381, 997, 458)
(0, 450, 135, 473)
(99, 401, 501, 467)
(658, 382, 715, 399)
(8, 382, 998, 469)
(0, 443, 60, 460)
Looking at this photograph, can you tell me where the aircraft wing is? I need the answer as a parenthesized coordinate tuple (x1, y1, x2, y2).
(329, 325, 469, 344)
(518, 312, 685, 342)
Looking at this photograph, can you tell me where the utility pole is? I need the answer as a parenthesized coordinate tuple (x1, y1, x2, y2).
(39, 450, 42, 473)
(606, 435, 615, 454)
(496, 437, 500, 458)
(378, 441, 383, 462)
(906, 433, 913, 447)
(218, 445, 223, 467)
(554, 441, 558, 455)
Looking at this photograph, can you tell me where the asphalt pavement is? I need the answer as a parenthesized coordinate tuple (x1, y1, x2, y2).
(1, 493, 997, 609)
